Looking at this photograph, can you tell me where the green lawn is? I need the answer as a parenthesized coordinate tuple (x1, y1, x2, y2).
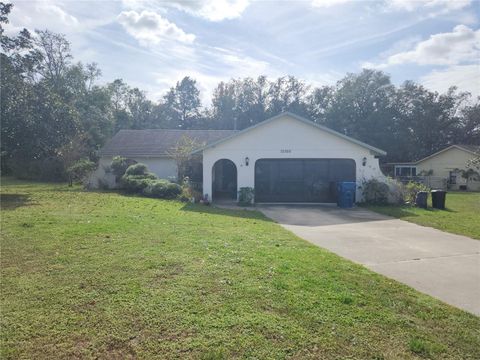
(1, 179, 479, 359)
(365, 192, 480, 240)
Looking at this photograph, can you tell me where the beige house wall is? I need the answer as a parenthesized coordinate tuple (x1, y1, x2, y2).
(417, 147, 479, 191)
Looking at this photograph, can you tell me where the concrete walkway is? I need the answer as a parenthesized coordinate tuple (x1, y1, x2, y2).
(258, 204, 480, 315)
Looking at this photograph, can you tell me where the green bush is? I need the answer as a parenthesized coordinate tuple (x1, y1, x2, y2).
(120, 174, 156, 193)
(67, 158, 96, 185)
(404, 181, 429, 205)
(361, 179, 389, 204)
(125, 163, 149, 176)
(143, 180, 182, 199)
(111, 156, 137, 180)
(179, 177, 202, 202)
(238, 187, 255, 206)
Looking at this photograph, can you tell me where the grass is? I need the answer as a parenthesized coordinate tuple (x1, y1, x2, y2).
(1, 178, 479, 359)
(364, 192, 480, 240)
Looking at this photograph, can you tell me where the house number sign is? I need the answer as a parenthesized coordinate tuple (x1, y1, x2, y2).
(280, 149, 292, 153)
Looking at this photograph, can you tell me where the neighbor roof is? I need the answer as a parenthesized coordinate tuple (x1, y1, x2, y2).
(193, 112, 387, 156)
(389, 144, 480, 165)
(99, 129, 238, 157)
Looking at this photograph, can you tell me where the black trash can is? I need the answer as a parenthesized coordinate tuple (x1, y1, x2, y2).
(415, 191, 428, 209)
(431, 190, 446, 210)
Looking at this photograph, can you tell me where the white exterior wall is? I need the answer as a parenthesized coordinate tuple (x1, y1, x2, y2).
(88, 156, 177, 188)
(202, 114, 385, 202)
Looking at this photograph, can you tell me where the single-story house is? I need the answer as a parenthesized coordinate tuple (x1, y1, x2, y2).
(91, 112, 387, 203)
(391, 144, 480, 191)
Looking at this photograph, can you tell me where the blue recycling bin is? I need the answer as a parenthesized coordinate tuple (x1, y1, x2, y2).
(337, 182, 356, 208)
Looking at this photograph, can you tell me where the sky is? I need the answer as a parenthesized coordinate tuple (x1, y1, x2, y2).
(5, 0, 480, 104)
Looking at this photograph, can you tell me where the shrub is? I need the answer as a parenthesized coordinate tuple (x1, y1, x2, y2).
(125, 163, 149, 176)
(111, 156, 137, 180)
(143, 179, 182, 199)
(179, 177, 202, 202)
(385, 177, 405, 205)
(238, 187, 255, 206)
(404, 181, 429, 205)
(361, 179, 389, 205)
(66, 158, 96, 185)
(120, 174, 156, 193)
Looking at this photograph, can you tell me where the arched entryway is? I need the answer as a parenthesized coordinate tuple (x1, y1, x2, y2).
(212, 159, 237, 201)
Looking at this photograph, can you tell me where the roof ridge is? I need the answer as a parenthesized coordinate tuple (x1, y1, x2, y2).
(119, 128, 238, 132)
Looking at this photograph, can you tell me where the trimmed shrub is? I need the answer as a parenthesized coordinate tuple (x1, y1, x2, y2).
(120, 174, 156, 193)
(111, 156, 137, 180)
(361, 179, 389, 204)
(143, 179, 181, 199)
(125, 163, 149, 176)
(238, 187, 255, 206)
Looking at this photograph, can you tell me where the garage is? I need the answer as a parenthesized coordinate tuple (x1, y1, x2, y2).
(200, 113, 386, 203)
(254, 158, 356, 203)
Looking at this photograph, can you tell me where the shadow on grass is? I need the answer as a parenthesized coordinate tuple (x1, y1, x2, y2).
(180, 202, 271, 221)
(0, 194, 34, 210)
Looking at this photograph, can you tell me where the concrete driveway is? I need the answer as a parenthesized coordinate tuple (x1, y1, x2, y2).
(258, 204, 480, 315)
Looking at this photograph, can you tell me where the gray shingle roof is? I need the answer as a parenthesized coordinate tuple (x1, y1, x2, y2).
(99, 129, 238, 157)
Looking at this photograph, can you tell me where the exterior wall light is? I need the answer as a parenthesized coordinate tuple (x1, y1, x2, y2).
(245, 157, 250, 166)
(362, 157, 367, 166)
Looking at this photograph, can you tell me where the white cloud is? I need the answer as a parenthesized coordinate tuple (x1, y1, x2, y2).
(117, 10, 195, 45)
(311, 0, 351, 8)
(122, 0, 250, 21)
(388, 0, 471, 13)
(372, 25, 480, 68)
(421, 64, 480, 97)
(169, 0, 250, 21)
(4, 0, 79, 34)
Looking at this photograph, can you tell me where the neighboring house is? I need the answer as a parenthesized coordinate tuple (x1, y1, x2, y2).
(91, 112, 387, 203)
(391, 145, 480, 191)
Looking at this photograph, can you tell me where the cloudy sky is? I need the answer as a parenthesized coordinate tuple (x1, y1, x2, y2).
(6, 0, 480, 104)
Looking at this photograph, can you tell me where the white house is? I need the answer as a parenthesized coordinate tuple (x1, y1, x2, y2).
(91, 112, 387, 203)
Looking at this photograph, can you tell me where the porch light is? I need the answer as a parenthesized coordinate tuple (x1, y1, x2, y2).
(245, 157, 250, 166)
(362, 157, 367, 166)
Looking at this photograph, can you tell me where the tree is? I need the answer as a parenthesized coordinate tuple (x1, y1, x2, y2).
(34, 30, 73, 89)
(267, 76, 309, 117)
(127, 88, 154, 129)
(455, 100, 480, 145)
(317, 69, 401, 161)
(211, 81, 236, 129)
(395, 82, 469, 161)
(162, 77, 202, 129)
(108, 79, 132, 131)
(168, 135, 204, 182)
(306, 85, 335, 125)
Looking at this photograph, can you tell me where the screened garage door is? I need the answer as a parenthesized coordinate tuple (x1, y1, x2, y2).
(255, 159, 356, 203)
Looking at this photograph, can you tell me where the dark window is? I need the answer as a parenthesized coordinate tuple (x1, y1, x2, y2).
(400, 167, 410, 176)
(255, 159, 355, 203)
